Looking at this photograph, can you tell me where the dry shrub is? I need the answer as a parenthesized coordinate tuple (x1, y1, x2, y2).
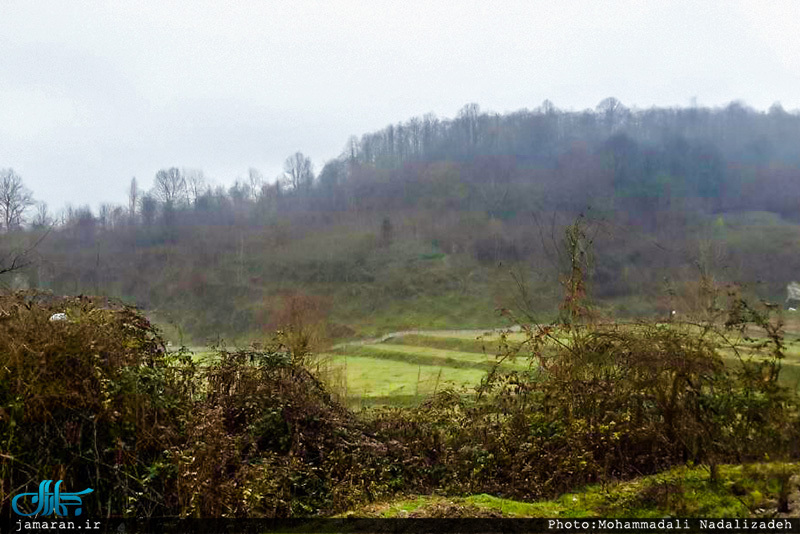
(266, 292, 331, 365)
(0, 291, 392, 518)
(367, 298, 799, 502)
(175, 346, 392, 517)
(0, 290, 195, 518)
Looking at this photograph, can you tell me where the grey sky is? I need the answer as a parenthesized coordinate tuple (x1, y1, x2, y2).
(2, 0, 799, 212)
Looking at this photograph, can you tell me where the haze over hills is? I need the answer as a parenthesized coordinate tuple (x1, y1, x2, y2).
(2, 99, 800, 341)
(5, 2, 800, 211)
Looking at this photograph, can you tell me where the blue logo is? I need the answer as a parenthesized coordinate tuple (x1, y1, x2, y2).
(11, 480, 94, 517)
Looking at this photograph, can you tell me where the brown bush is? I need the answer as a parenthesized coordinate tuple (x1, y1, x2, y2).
(0, 290, 195, 518)
(0, 291, 391, 518)
(176, 346, 392, 517)
(266, 292, 332, 365)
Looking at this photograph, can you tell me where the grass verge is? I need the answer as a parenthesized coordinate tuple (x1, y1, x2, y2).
(342, 462, 800, 518)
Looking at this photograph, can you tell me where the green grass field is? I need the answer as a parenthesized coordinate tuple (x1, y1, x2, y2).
(713, 322, 800, 391)
(307, 328, 534, 407)
(319, 325, 800, 408)
(315, 353, 485, 403)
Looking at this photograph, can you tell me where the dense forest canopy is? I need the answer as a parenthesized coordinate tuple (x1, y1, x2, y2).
(2, 99, 800, 340)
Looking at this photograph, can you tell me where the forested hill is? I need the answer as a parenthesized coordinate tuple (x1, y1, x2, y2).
(3, 99, 800, 341)
(326, 100, 800, 220)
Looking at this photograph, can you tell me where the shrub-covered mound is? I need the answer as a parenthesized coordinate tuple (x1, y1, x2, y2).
(176, 347, 393, 517)
(0, 291, 193, 517)
(0, 291, 391, 518)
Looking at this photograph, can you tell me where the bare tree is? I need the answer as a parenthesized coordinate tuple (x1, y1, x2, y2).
(0, 230, 49, 277)
(283, 152, 314, 192)
(128, 177, 139, 222)
(457, 103, 482, 154)
(110, 206, 126, 229)
(98, 203, 114, 230)
(421, 112, 440, 157)
(407, 117, 422, 158)
(140, 194, 158, 227)
(70, 206, 96, 245)
(228, 180, 250, 208)
(31, 202, 52, 229)
(596, 97, 628, 133)
(185, 169, 208, 206)
(248, 168, 263, 201)
(0, 169, 34, 231)
(152, 167, 187, 205)
(344, 135, 360, 162)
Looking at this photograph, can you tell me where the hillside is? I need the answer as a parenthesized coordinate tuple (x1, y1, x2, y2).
(2, 101, 800, 341)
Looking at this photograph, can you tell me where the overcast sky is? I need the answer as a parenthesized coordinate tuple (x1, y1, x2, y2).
(2, 1, 800, 212)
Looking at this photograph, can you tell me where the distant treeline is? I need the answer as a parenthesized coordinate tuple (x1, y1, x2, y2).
(333, 99, 800, 220)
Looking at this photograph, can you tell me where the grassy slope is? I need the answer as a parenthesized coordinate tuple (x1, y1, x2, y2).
(333, 344, 527, 370)
(342, 463, 800, 518)
(313, 329, 535, 406)
(717, 330, 800, 391)
(386, 333, 521, 354)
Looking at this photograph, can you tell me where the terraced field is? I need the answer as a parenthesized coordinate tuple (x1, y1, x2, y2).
(316, 324, 800, 407)
(316, 329, 532, 408)
(720, 337, 800, 390)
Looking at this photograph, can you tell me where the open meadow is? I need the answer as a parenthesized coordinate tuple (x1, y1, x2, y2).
(317, 331, 529, 407)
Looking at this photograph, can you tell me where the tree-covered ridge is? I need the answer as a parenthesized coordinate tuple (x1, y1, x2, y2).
(335, 100, 800, 217)
(353, 100, 800, 167)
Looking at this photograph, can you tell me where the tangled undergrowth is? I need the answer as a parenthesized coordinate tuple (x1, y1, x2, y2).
(0, 291, 394, 518)
(1, 286, 798, 518)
